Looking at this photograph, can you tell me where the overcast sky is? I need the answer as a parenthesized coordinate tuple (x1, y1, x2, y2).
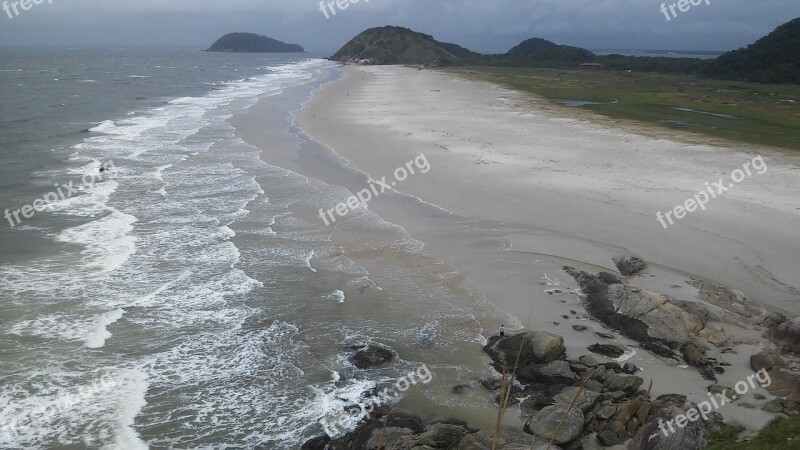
(1, 0, 798, 53)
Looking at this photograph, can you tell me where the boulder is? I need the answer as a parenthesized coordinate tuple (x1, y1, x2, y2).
(750, 350, 787, 372)
(525, 404, 584, 445)
(612, 256, 647, 276)
(628, 394, 722, 450)
(484, 331, 566, 370)
(588, 343, 625, 358)
(350, 344, 394, 369)
(527, 361, 578, 385)
(764, 315, 800, 353)
(553, 387, 601, 412)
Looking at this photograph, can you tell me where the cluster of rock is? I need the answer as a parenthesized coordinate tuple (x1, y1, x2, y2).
(481, 331, 726, 448)
(301, 257, 800, 449)
(563, 266, 733, 381)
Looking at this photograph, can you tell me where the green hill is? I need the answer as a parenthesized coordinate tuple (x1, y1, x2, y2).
(704, 17, 800, 84)
(207, 33, 304, 53)
(506, 38, 594, 61)
(330, 26, 479, 66)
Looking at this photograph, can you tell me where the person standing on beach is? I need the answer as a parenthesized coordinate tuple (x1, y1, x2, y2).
(499, 324, 505, 337)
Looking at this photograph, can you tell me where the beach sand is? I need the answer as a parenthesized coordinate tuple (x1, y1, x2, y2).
(236, 64, 800, 434)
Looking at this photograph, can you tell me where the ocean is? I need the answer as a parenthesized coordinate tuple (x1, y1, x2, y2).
(0, 48, 507, 448)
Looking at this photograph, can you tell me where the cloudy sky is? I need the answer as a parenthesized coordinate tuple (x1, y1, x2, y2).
(1, 0, 798, 53)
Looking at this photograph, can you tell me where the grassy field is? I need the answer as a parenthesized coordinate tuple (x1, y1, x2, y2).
(451, 66, 800, 150)
(707, 415, 800, 449)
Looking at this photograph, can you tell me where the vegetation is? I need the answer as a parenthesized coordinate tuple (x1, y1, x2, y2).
(451, 66, 800, 150)
(332, 18, 800, 85)
(705, 17, 800, 84)
(207, 33, 304, 53)
(707, 415, 800, 449)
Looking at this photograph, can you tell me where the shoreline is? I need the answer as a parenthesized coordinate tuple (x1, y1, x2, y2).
(233, 62, 800, 447)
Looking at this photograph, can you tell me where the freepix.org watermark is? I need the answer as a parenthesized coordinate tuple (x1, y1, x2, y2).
(318, 0, 370, 19)
(4, 161, 117, 228)
(660, 0, 711, 22)
(3, 0, 52, 20)
(321, 364, 433, 437)
(656, 155, 767, 230)
(318, 154, 430, 226)
(656, 369, 772, 438)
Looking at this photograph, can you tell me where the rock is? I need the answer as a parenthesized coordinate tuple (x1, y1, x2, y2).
(452, 384, 471, 395)
(301, 435, 330, 449)
(690, 279, 764, 323)
(754, 393, 767, 400)
(750, 350, 787, 372)
(554, 387, 601, 412)
(563, 267, 706, 349)
(484, 331, 567, 370)
(573, 325, 588, 332)
(683, 343, 708, 367)
(578, 355, 598, 367)
(622, 363, 639, 374)
(707, 329, 727, 347)
(628, 394, 722, 450)
(328, 411, 423, 450)
(414, 423, 468, 448)
(528, 360, 578, 384)
(762, 399, 784, 413)
(458, 431, 494, 449)
(597, 430, 625, 445)
(584, 379, 604, 393)
(604, 374, 644, 394)
(594, 401, 617, 420)
(764, 367, 800, 398)
(525, 404, 584, 445)
(764, 315, 800, 353)
(479, 378, 502, 391)
(350, 344, 394, 369)
(588, 343, 625, 358)
(595, 332, 615, 340)
(612, 256, 647, 276)
(520, 390, 554, 414)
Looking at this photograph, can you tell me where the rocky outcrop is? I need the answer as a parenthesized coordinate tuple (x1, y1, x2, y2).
(349, 344, 395, 369)
(612, 256, 647, 276)
(564, 267, 724, 381)
(762, 314, 800, 353)
(629, 394, 724, 450)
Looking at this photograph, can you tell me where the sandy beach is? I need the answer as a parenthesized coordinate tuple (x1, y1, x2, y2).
(235, 64, 800, 439)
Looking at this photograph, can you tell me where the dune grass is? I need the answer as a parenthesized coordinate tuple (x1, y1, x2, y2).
(451, 66, 800, 150)
(707, 415, 800, 450)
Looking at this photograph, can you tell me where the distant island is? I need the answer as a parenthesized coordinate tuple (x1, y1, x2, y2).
(207, 33, 304, 53)
(331, 18, 800, 85)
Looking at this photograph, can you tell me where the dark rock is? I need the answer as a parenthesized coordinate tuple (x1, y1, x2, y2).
(588, 343, 625, 358)
(597, 430, 625, 445)
(595, 332, 615, 339)
(301, 435, 330, 450)
(452, 384, 471, 395)
(604, 374, 644, 394)
(573, 325, 588, 332)
(613, 255, 647, 276)
(483, 331, 567, 371)
(584, 379, 604, 393)
(350, 344, 394, 369)
(479, 378, 502, 391)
